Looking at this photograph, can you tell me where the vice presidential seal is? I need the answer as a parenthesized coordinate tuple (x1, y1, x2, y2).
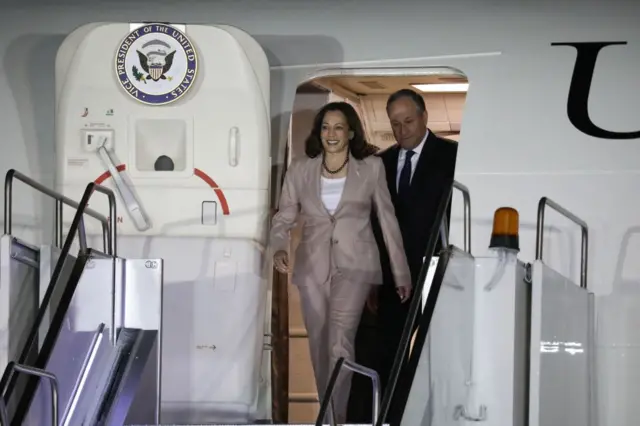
(115, 23, 198, 105)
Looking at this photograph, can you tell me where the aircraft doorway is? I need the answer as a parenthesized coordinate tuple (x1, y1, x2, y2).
(272, 68, 469, 424)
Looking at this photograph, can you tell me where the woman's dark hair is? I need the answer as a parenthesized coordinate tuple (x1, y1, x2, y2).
(304, 101, 379, 159)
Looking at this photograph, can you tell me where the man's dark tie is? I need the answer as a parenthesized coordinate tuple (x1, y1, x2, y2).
(398, 150, 415, 201)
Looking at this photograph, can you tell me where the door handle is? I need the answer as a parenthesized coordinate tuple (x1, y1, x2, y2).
(229, 126, 239, 167)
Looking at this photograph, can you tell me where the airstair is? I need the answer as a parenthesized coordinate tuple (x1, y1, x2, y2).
(0, 169, 162, 425)
(0, 171, 596, 426)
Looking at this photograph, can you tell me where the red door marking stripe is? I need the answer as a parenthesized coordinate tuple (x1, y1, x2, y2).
(194, 168, 230, 215)
(92, 165, 231, 215)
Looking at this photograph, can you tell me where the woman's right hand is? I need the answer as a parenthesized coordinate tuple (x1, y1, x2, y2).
(273, 250, 290, 274)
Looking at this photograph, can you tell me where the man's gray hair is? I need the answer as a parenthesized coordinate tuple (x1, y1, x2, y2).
(386, 89, 426, 114)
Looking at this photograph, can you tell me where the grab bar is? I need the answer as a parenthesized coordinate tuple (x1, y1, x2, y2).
(4, 169, 111, 253)
(316, 357, 381, 426)
(0, 362, 59, 426)
(452, 181, 471, 253)
(535, 197, 589, 289)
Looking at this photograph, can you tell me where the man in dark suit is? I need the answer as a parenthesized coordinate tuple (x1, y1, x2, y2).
(377, 88, 458, 421)
(346, 89, 458, 424)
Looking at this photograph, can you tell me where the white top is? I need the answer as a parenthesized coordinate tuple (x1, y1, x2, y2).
(321, 176, 346, 215)
(396, 130, 429, 191)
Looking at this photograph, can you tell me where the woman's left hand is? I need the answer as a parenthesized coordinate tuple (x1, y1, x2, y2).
(396, 285, 411, 303)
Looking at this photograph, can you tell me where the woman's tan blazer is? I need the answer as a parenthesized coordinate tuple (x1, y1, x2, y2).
(270, 153, 411, 289)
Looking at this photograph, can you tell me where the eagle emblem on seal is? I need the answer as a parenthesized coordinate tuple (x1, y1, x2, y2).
(131, 39, 176, 83)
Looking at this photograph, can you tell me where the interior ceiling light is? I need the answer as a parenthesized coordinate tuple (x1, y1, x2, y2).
(411, 83, 469, 93)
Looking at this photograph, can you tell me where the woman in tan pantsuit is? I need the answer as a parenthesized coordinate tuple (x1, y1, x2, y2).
(270, 102, 411, 423)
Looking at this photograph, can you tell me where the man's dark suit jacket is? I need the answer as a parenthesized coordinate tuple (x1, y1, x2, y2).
(346, 130, 458, 424)
(375, 130, 458, 284)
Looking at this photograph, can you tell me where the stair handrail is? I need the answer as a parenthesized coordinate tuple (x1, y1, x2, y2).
(0, 394, 7, 426)
(452, 180, 471, 253)
(4, 169, 111, 253)
(315, 357, 381, 426)
(0, 362, 59, 426)
(535, 197, 589, 289)
(375, 180, 454, 426)
(1, 182, 116, 425)
(46, 182, 117, 342)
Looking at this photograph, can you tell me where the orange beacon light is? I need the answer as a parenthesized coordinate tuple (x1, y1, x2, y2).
(489, 207, 520, 252)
